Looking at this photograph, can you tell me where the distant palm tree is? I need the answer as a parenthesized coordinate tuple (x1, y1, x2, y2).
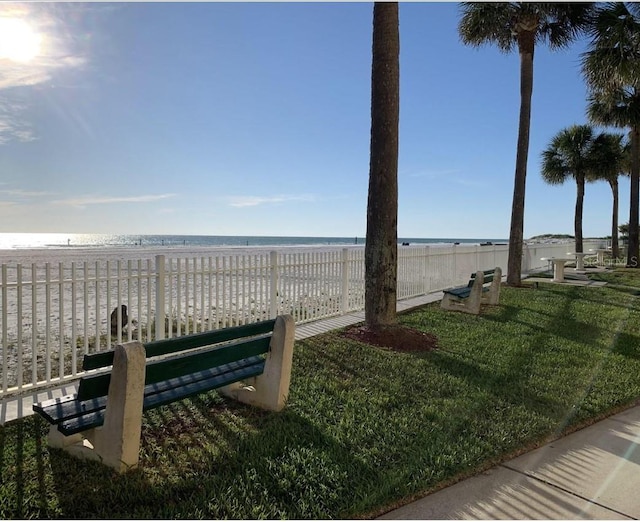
(365, 2, 399, 329)
(459, 3, 593, 285)
(540, 125, 596, 254)
(620, 223, 629, 242)
(582, 2, 640, 267)
(588, 132, 628, 259)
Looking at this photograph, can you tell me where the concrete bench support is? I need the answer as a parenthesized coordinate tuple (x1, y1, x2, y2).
(482, 267, 502, 305)
(220, 314, 295, 411)
(48, 342, 146, 473)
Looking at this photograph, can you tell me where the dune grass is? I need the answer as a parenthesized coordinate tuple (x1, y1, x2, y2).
(2, 268, 640, 519)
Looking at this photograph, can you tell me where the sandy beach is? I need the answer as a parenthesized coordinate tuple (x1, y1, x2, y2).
(0, 242, 366, 265)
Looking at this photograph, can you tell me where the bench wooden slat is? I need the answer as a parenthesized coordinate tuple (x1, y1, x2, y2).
(35, 356, 265, 425)
(77, 335, 272, 401)
(470, 270, 496, 283)
(445, 287, 472, 298)
(444, 286, 490, 298)
(33, 394, 105, 424)
(83, 319, 277, 371)
(142, 360, 265, 413)
(470, 269, 496, 277)
(443, 268, 499, 300)
(58, 360, 266, 436)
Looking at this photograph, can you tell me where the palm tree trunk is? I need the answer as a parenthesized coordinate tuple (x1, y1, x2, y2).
(365, 2, 399, 329)
(574, 174, 585, 253)
(507, 33, 534, 286)
(610, 179, 619, 259)
(628, 127, 640, 268)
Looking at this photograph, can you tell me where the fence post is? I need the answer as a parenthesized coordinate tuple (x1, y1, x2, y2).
(155, 255, 166, 341)
(522, 243, 530, 274)
(269, 251, 279, 319)
(2, 265, 6, 394)
(341, 248, 349, 314)
(453, 244, 458, 283)
(423, 246, 430, 294)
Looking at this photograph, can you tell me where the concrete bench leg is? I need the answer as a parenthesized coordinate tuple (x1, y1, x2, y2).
(91, 341, 146, 472)
(441, 293, 466, 313)
(47, 425, 90, 449)
(221, 314, 295, 412)
(484, 267, 502, 305)
(462, 279, 483, 314)
(50, 342, 146, 473)
(441, 272, 484, 315)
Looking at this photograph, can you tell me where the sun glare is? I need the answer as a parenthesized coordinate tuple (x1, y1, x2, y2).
(0, 18, 42, 63)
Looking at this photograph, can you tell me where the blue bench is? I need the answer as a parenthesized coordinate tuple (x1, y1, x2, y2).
(33, 314, 295, 472)
(440, 267, 502, 315)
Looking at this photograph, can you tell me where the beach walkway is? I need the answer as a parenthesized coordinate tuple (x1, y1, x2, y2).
(0, 291, 444, 425)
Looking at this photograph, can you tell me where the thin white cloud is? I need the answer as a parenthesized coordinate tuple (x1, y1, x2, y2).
(0, 189, 53, 198)
(0, 102, 36, 143)
(0, 4, 88, 144)
(53, 193, 177, 208)
(0, 68, 53, 90)
(227, 194, 315, 208)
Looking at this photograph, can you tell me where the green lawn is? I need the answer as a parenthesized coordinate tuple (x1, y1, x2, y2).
(2, 268, 640, 519)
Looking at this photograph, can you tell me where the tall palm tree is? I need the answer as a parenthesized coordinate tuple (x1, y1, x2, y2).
(588, 131, 628, 259)
(365, 2, 399, 329)
(459, 3, 593, 285)
(540, 125, 595, 254)
(582, 2, 640, 268)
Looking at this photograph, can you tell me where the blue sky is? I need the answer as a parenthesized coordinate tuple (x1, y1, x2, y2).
(0, 2, 626, 239)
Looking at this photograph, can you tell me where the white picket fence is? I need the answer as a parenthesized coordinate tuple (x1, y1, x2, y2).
(0, 240, 602, 397)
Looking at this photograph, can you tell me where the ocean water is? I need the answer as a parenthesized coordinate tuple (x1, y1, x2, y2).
(0, 233, 508, 250)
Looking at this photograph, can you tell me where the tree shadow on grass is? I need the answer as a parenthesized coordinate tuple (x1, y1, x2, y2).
(38, 394, 382, 520)
(609, 332, 640, 360)
(483, 285, 638, 352)
(488, 303, 605, 348)
(428, 347, 564, 420)
(538, 282, 640, 311)
(0, 416, 59, 519)
(522, 285, 640, 360)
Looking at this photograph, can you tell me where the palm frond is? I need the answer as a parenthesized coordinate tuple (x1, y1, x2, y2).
(587, 131, 627, 182)
(458, 2, 593, 53)
(582, 47, 640, 90)
(541, 148, 569, 184)
(587, 88, 640, 129)
(540, 125, 596, 185)
(542, 3, 594, 49)
(458, 3, 516, 52)
(582, 2, 640, 91)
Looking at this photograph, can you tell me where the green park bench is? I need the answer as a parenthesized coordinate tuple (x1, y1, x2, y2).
(33, 315, 295, 472)
(440, 267, 502, 315)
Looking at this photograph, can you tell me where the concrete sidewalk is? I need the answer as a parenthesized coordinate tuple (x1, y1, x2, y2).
(379, 405, 640, 520)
